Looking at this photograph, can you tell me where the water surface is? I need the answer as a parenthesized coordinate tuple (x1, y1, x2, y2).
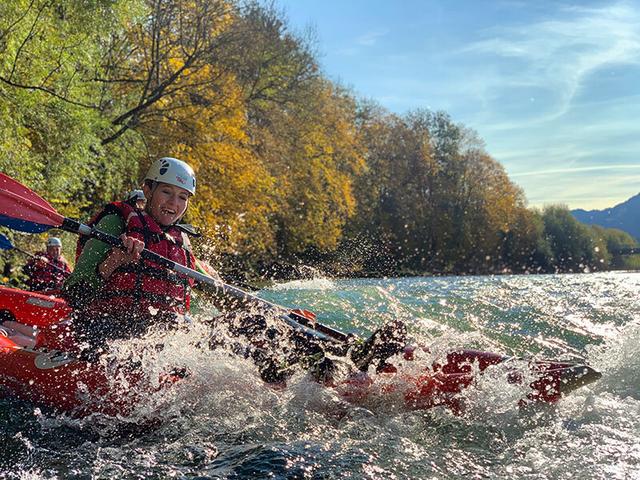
(2, 272, 638, 479)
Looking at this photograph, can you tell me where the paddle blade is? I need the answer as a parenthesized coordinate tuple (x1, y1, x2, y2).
(0, 173, 63, 233)
(0, 233, 13, 250)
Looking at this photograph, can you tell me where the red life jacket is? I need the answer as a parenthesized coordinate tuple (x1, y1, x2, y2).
(86, 201, 196, 315)
(24, 252, 71, 293)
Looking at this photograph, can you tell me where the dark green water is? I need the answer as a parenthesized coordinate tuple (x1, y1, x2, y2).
(2, 272, 638, 479)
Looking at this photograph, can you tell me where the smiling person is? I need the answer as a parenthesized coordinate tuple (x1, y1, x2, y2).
(63, 157, 205, 354)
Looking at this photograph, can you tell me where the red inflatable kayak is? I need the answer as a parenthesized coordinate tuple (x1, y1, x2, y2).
(0, 285, 601, 417)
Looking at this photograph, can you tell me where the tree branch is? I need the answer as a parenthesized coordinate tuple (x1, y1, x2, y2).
(0, 75, 98, 109)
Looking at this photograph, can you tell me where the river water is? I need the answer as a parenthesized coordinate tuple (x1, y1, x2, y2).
(2, 272, 639, 479)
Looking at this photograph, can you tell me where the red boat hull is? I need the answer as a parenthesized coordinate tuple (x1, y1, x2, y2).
(0, 338, 147, 416)
(0, 286, 601, 417)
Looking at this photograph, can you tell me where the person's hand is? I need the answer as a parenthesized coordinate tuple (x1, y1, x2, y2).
(99, 234, 144, 280)
(196, 259, 222, 282)
(119, 234, 144, 263)
(34, 255, 49, 267)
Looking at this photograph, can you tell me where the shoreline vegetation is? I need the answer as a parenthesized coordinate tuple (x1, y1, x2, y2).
(1, 0, 638, 290)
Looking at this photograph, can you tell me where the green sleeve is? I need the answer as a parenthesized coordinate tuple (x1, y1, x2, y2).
(63, 214, 124, 298)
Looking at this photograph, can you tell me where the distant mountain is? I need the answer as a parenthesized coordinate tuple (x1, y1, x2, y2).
(571, 194, 640, 240)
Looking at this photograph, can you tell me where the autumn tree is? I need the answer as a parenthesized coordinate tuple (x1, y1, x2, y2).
(218, 5, 364, 261)
(253, 79, 365, 258)
(347, 108, 528, 274)
(138, 62, 278, 261)
(221, 1, 319, 126)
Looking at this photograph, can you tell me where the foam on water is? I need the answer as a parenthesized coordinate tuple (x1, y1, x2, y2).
(271, 277, 337, 291)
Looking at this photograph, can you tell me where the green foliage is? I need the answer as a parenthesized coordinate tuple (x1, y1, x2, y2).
(541, 206, 606, 272)
(501, 208, 553, 273)
(0, 0, 144, 217)
(589, 225, 638, 270)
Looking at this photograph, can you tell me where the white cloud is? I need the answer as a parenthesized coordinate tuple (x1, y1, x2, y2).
(335, 29, 389, 57)
(336, 29, 390, 56)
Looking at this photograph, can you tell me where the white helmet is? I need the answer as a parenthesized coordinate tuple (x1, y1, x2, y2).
(47, 237, 62, 247)
(144, 157, 196, 195)
(126, 189, 145, 202)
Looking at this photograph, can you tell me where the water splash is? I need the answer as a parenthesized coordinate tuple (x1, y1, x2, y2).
(3, 272, 639, 479)
(587, 319, 640, 400)
(271, 277, 337, 291)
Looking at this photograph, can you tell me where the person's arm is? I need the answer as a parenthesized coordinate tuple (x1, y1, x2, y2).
(62, 214, 124, 306)
(22, 258, 35, 276)
(62, 258, 72, 274)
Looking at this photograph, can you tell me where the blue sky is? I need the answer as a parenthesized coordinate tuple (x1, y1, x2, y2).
(276, 0, 640, 210)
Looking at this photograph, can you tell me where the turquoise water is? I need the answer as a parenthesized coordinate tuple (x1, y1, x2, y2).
(2, 272, 639, 479)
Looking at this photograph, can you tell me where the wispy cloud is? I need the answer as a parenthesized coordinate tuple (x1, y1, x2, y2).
(356, 29, 388, 47)
(462, 1, 640, 120)
(526, 172, 640, 208)
(511, 164, 640, 178)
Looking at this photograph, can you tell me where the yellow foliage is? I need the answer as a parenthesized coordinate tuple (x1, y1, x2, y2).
(139, 55, 277, 259)
(257, 80, 365, 253)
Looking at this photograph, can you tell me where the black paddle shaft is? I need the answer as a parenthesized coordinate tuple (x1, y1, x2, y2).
(60, 218, 351, 343)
